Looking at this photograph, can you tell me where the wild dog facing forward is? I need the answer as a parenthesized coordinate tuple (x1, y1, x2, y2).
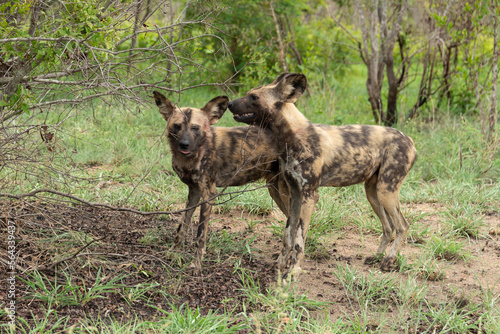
(228, 74, 417, 280)
(153, 91, 287, 270)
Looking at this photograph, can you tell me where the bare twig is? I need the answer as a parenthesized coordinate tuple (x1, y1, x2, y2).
(0, 184, 271, 216)
(36, 235, 107, 272)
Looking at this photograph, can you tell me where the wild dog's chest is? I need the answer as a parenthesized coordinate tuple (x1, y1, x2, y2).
(172, 153, 215, 186)
(279, 146, 321, 189)
(173, 165, 201, 185)
(276, 121, 323, 185)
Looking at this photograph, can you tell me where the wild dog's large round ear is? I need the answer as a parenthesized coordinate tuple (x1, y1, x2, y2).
(274, 73, 307, 103)
(201, 96, 229, 125)
(270, 73, 290, 85)
(153, 91, 176, 121)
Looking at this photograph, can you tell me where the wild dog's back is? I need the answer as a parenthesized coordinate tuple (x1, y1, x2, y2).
(316, 124, 417, 187)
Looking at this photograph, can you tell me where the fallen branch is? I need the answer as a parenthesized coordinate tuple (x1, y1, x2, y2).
(0, 184, 271, 216)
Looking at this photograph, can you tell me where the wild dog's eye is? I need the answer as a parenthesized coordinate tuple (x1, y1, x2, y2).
(249, 94, 258, 101)
(172, 123, 181, 132)
(191, 125, 200, 132)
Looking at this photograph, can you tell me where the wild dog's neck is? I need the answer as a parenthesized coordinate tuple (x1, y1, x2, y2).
(271, 103, 313, 152)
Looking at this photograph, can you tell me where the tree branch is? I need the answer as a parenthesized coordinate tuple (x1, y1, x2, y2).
(0, 184, 271, 216)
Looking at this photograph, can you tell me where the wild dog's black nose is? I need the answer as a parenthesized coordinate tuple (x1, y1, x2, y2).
(228, 101, 233, 109)
(179, 141, 189, 150)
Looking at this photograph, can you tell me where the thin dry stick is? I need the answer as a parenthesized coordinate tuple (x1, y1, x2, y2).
(35, 235, 107, 272)
(0, 184, 271, 216)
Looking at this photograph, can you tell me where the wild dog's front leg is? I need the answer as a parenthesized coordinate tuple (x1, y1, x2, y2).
(193, 184, 217, 271)
(279, 189, 318, 281)
(172, 186, 201, 250)
(277, 187, 301, 272)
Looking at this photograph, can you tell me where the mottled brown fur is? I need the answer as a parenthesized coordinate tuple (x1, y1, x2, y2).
(228, 74, 417, 280)
(153, 91, 287, 270)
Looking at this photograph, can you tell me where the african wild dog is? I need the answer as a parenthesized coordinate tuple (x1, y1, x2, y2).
(153, 91, 288, 270)
(228, 73, 417, 280)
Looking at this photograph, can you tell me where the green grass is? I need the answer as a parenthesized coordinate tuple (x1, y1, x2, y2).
(407, 253, 447, 281)
(330, 263, 497, 333)
(425, 235, 473, 262)
(442, 204, 486, 239)
(21, 269, 126, 308)
(237, 269, 329, 333)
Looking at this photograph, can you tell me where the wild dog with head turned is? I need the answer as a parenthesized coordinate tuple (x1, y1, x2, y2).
(228, 74, 417, 280)
(153, 91, 287, 270)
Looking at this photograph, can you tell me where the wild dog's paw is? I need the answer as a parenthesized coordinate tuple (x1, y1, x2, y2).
(187, 261, 202, 275)
(380, 256, 397, 271)
(280, 265, 307, 284)
(277, 248, 293, 270)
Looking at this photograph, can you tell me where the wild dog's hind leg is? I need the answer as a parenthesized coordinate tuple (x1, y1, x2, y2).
(376, 141, 415, 270)
(363, 174, 395, 265)
(378, 189, 409, 271)
(267, 176, 290, 217)
(375, 133, 416, 271)
(172, 186, 201, 250)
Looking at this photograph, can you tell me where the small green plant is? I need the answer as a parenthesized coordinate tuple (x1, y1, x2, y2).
(265, 220, 284, 239)
(478, 281, 500, 333)
(206, 230, 256, 265)
(306, 235, 331, 261)
(405, 209, 431, 244)
(140, 225, 171, 245)
(397, 275, 428, 307)
(356, 215, 383, 235)
(42, 231, 97, 254)
(395, 253, 412, 272)
(333, 264, 399, 306)
(237, 268, 328, 333)
(15, 308, 69, 334)
(121, 282, 161, 306)
(78, 268, 126, 305)
(409, 253, 447, 281)
(443, 204, 485, 238)
(423, 299, 479, 333)
(21, 268, 125, 308)
(216, 185, 274, 215)
(238, 217, 262, 232)
(426, 235, 472, 262)
(150, 303, 247, 334)
(21, 270, 80, 308)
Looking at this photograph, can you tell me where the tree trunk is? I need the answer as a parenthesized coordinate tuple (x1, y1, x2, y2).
(381, 0, 408, 126)
(408, 42, 437, 119)
(270, 1, 287, 72)
(284, 13, 303, 66)
(128, 0, 143, 74)
(489, 10, 498, 141)
(385, 55, 398, 126)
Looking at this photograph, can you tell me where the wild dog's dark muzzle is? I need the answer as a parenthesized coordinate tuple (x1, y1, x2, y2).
(228, 98, 257, 124)
(178, 133, 193, 156)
